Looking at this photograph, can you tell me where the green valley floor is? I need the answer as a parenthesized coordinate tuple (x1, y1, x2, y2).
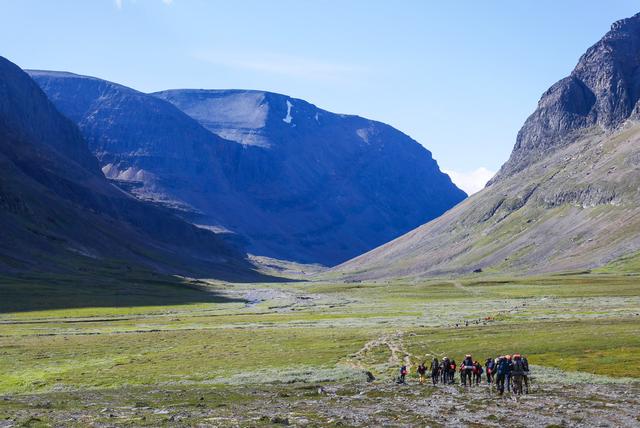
(1, 272, 639, 427)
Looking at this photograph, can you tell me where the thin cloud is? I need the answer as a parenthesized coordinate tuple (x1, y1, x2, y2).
(192, 51, 365, 82)
(443, 167, 495, 195)
(114, 0, 173, 9)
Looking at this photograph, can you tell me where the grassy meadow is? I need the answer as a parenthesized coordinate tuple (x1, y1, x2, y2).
(1, 271, 639, 425)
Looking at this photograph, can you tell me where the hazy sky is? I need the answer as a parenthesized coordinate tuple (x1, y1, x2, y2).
(1, 1, 638, 193)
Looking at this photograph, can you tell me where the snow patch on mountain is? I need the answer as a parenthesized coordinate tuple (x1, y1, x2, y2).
(283, 100, 293, 124)
(356, 128, 372, 144)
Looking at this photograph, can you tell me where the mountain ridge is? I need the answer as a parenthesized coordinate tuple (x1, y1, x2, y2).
(1, 56, 264, 281)
(31, 72, 467, 266)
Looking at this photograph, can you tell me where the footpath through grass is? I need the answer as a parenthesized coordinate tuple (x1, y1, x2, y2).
(1, 272, 639, 396)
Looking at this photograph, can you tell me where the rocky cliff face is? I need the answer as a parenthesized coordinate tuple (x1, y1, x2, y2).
(0, 57, 260, 279)
(30, 76, 466, 266)
(337, 12, 640, 279)
(491, 12, 640, 183)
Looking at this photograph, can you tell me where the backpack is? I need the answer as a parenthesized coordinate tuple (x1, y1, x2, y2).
(513, 359, 525, 373)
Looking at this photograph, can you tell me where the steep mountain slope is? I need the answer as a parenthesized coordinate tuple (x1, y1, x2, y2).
(337, 12, 640, 279)
(28, 71, 235, 214)
(0, 56, 259, 280)
(29, 74, 466, 266)
(155, 89, 467, 265)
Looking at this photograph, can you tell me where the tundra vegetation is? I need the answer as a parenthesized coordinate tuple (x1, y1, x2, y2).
(1, 267, 639, 426)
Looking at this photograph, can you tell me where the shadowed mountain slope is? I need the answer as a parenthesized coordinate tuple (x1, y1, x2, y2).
(29, 73, 466, 266)
(0, 56, 263, 281)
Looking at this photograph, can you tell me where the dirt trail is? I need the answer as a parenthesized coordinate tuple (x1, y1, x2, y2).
(450, 280, 482, 296)
(347, 331, 412, 369)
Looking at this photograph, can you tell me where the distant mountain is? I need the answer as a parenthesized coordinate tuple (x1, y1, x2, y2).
(0, 56, 260, 280)
(30, 73, 466, 266)
(337, 12, 640, 279)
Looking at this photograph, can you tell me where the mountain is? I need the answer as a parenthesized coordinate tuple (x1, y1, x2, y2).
(0, 56, 260, 280)
(337, 12, 640, 279)
(29, 73, 466, 266)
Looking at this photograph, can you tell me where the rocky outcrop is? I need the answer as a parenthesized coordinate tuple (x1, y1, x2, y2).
(491, 12, 640, 183)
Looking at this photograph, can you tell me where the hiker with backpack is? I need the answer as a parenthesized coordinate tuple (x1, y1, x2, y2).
(495, 355, 511, 395)
(430, 357, 440, 385)
(505, 355, 513, 392)
(461, 354, 474, 386)
(511, 353, 526, 395)
(449, 358, 457, 384)
(485, 357, 495, 384)
(440, 357, 450, 384)
(398, 364, 408, 384)
(417, 362, 427, 385)
(522, 355, 530, 394)
(473, 360, 483, 385)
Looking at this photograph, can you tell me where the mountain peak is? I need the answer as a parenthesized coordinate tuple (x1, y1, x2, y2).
(609, 12, 640, 33)
(490, 11, 640, 184)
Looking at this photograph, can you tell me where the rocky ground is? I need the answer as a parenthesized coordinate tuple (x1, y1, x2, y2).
(1, 380, 639, 427)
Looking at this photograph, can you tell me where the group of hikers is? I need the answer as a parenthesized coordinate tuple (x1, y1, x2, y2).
(399, 354, 530, 395)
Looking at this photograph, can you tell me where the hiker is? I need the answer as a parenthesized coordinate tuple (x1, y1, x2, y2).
(473, 360, 483, 385)
(511, 353, 526, 395)
(495, 355, 511, 395)
(485, 357, 495, 384)
(440, 357, 450, 384)
(430, 358, 440, 385)
(461, 354, 473, 386)
(522, 355, 530, 394)
(398, 364, 408, 384)
(505, 355, 513, 392)
(449, 358, 457, 384)
(417, 362, 427, 385)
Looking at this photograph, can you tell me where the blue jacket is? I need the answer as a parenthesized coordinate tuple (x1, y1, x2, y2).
(496, 358, 511, 375)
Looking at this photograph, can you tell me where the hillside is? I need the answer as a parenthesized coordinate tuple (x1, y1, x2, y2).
(337, 12, 640, 279)
(0, 56, 261, 280)
(28, 74, 466, 265)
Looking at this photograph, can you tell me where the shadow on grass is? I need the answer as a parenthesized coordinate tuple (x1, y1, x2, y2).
(0, 270, 253, 313)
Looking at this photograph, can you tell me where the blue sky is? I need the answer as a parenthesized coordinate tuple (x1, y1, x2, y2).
(1, 1, 638, 193)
